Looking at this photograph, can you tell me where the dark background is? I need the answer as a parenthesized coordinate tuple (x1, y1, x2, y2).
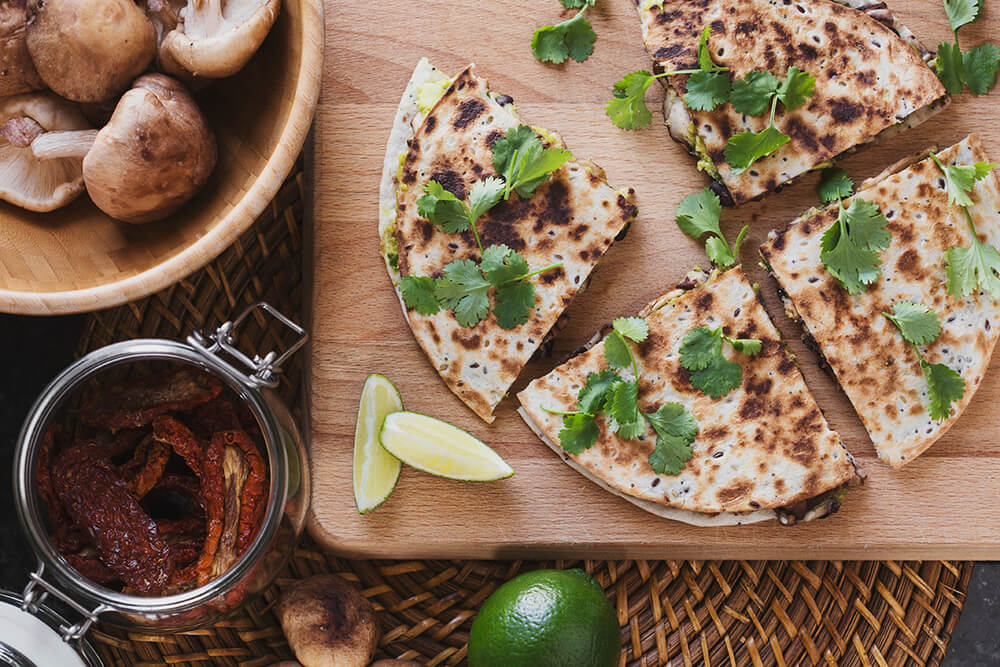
(0, 315, 996, 664)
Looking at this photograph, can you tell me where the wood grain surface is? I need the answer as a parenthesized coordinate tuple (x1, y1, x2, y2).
(309, 0, 1000, 559)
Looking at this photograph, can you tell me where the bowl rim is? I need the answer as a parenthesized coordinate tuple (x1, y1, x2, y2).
(0, 0, 325, 316)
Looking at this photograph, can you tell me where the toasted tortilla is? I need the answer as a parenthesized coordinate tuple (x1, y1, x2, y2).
(380, 59, 636, 422)
(517, 268, 859, 525)
(637, 0, 948, 205)
(761, 134, 1000, 468)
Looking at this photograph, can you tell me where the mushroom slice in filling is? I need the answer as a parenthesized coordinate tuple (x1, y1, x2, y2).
(158, 0, 280, 79)
(0, 92, 90, 212)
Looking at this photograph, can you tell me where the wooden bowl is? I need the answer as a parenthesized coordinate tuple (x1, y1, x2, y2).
(0, 0, 324, 315)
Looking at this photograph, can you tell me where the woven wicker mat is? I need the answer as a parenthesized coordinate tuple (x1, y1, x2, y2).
(79, 164, 973, 667)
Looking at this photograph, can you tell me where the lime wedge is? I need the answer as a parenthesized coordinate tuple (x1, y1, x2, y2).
(353, 374, 404, 513)
(379, 412, 514, 482)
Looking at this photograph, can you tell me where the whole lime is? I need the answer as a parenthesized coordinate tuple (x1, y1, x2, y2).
(467, 568, 620, 667)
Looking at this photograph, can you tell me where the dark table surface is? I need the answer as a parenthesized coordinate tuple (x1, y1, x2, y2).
(0, 314, 996, 664)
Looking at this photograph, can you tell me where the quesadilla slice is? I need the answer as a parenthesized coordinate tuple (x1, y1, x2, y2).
(380, 59, 636, 422)
(636, 0, 948, 205)
(518, 267, 861, 526)
(761, 134, 1000, 467)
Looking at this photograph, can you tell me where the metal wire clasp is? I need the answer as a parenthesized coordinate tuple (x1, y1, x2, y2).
(21, 561, 111, 642)
(187, 302, 308, 389)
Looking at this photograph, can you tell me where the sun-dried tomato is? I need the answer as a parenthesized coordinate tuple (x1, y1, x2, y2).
(36, 424, 66, 529)
(124, 436, 172, 499)
(165, 534, 203, 568)
(80, 368, 222, 430)
(156, 516, 205, 537)
(220, 430, 269, 553)
(53, 442, 175, 594)
(63, 553, 120, 586)
(105, 428, 147, 458)
(152, 415, 205, 476)
(187, 398, 241, 439)
(192, 433, 225, 587)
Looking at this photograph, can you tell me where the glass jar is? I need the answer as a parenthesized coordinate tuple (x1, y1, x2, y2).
(11, 303, 310, 640)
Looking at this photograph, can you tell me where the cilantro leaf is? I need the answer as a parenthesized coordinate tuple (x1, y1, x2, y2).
(820, 199, 891, 294)
(558, 413, 600, 454)
(418, 181, 472, 234)
(482, 245, 531, 285)
(724, 125, 790, 174)
(817, 167, 854, 204)
(931, 153, 996, 207)
(729, 70, 780, 115)
(578, 369, 622, 415)
(945, 235, 1000, 300)
(704, 236, 737, 267)
(675, 188, 723, 239)
(606, 70, 657, 130)
(689, 356, 744, 399)
(936, 41, 967, 94)
(532, 11, 596, 64)
(467, 177, 505, 222)
(678, 326, 722, 371)
(884, 300, 942, 346)
(603, 380, 645, 439)
(561, 0, 595, 7)
(433, 259, 491, 327)
(683, 70, 731, 111)
(492, 125, 572, 199)
(399, 275, 441, 315)
(728, 338, 762, 356)
(604, 330, 635, 370)
(680, 326, 758, 398)
(964, 43, 1000, 94)
(494, 281, 536, 329)
(613, 317, 649, 343)
(944, 0, 981, 33)
(775, 66, 816, 110)
(695, 25, 717, 71)
(922, 360, 966, 421)
(645, 403, 698, 475)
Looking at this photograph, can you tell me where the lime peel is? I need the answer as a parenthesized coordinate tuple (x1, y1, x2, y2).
(353, 374, 404, 514)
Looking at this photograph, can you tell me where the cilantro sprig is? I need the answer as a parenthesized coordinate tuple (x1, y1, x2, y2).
(547, 318, 699, 475)
(817, 167, 855, 204)
(606, 26, 730, 130)
(675, 188, 748, 268)
(401, 126, 571, 328)
(929, 153, 1000, 301)
(723, 66, 815, 173)
(532, 0, 598, 65)
(679, 326, 761, 398)
(883, 300, 966, 421)
(819, 198, 891, 295)
(936, 0, 999, 95)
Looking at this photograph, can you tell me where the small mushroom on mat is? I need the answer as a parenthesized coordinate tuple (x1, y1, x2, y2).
(24, 0, 157, 103)
(0, 0, 44, 97)
(0, 92, 90, 212)
(28, 73, 217, 223)
(158, 0, 280, 79)
(276, 574, 380, 667)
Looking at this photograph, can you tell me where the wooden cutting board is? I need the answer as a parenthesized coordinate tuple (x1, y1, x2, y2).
(309, 0, 1000, 559)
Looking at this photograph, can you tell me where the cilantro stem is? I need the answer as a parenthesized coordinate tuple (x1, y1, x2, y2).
(767, 93, 780, 127)
(503, 149, 520, 200)
(469, 217, 485, 257)
(511, 262, 565, 284)
(543, 406, 589, 417)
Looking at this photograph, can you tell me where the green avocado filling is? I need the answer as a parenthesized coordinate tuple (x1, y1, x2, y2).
(417, 78, 450, 114)
(687, 124, 720, 179)
(381, 221, 398, 273)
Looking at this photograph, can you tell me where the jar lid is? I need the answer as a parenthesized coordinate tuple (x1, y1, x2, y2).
(0, 591, 102, 667)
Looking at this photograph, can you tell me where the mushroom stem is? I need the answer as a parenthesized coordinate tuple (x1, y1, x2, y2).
(31, 129, 100, 160)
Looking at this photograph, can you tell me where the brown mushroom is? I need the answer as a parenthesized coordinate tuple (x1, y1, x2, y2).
(25, 0, 157, 103)
(0, 92, 89, 211)
(158, 0, 280, 79)
(29, 73, 217, 223)
(0, 0, 44, 97)
(276, 575, 380, 667)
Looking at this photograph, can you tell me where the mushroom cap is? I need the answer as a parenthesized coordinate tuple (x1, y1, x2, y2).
(25, 0, 157, 103)
(0, 0, 44, 97)
(159, 0, 280, 79)
(0, 92, 89, 212)
(83, 73, 217, 224)
(276, 574, 380, 667)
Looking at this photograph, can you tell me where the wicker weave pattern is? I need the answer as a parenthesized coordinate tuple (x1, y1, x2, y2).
(80, 166, 972, 667)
